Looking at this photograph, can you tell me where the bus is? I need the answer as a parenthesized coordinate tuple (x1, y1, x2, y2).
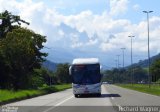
(69, 58, 102, 97)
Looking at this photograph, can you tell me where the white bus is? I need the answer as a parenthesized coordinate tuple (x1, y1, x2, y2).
(69, 58, 102, 97)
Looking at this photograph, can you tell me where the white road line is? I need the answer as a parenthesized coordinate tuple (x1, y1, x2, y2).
(55, 96, 73, 106)
(43, 96, 73, 112)
(102, 85, 114, 106)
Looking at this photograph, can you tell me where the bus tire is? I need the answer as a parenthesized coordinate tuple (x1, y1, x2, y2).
(75, 94, 78, 98)
(96, 93, 101, 97)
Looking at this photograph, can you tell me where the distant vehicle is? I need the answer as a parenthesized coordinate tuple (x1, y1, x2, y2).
(138, 80, 146, 84)
(102, 81, 108, 84)
(69, 58, 102, 97)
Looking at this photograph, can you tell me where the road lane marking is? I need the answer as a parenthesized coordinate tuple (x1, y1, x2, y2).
(43, 95, 73, 112)
(102, 85, 114, 106)
(55, 96, 73, 106)
(103, 85, 122, 107)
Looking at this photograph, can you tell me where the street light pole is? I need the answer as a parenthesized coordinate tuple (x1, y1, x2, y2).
(121, 48, 126, 68)
(143, 11, 153, 88)
(116, 55, 120, 69)
(115, 60, 118, 68)
(128, 35, 135, 85)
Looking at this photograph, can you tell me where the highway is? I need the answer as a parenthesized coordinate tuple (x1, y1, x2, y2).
(1, 84, 160, 112)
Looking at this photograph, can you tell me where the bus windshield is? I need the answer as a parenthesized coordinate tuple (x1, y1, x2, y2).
(71, 64, 101, 84)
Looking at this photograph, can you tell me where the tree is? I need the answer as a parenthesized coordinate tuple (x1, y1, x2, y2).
(0, 27, 47, 89)
(36, 67, 55, 86)
(102, 66, 147, 84)
(0, 10, 48, 89)
(151, 59, 160, 82)
(133, 66, 147, 83)
(55, 63, 71, 83)
(0, 10, 29, 38)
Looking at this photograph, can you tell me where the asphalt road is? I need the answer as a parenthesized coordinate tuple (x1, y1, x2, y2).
(1, 85, 160, 112)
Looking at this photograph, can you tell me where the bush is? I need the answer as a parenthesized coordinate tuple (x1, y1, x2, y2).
(39, 85, 56, 93)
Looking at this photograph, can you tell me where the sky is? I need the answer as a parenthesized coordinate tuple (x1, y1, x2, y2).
(0, 0, 160, 68)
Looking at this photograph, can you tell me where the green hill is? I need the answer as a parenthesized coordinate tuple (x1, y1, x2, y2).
(42, 60, 57, 72)
(133, 53, 160, 68)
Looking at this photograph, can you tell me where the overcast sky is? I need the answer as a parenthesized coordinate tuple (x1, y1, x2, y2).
(1, 0, 160, 68)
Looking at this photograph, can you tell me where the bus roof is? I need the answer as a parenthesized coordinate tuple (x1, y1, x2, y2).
(72, 58, 99, 65)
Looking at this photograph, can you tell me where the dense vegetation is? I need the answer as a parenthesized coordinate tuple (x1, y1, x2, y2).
(0, 10, 71, 91)
(151, 59, 160, 82)
(103, 60, 160, 84)
(103, 65, 148, 84)
(131, 53, 160, 82)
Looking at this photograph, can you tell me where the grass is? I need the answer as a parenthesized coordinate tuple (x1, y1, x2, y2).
(0, 90, 44, 102)
(54, 84, 72, 91)
(116, 84, 160, 96)
(0, 84, 71, 104)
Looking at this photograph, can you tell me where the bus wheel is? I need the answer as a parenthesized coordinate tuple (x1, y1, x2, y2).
(75, 94, 78, 98)
(96, 93, 101, 97)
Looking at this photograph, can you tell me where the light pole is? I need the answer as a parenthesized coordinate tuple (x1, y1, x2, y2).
(121, 48, 126, 68)
(116, 55, 120, 69)
(115, 60, 118, 68)
(128, 35, 135, 85)
(143, 11, 153, 88)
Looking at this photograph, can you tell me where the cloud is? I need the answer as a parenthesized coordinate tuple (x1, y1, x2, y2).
(1, 0, 160, 66)
(86, 39, 98, 46)
(133, 4, 140, 11)
(0, 0, 130, 51)
(58, 30, 64, 37)
(109, 0, 129, 16)
(70, 33, 82, 48)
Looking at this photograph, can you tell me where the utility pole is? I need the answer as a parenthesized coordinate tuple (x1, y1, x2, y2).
(115, 60, 118, 68)
(116, 55, 120, 69)
(143, 11, 153, 88)
(121, 48, 126, 68)
(128, 35, 135, 85)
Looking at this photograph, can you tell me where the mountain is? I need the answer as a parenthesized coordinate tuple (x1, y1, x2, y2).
(133, 53, 160, 68)
(42, 60, 58, 72)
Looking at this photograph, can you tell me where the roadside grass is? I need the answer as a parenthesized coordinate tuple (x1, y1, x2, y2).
(116, 84, 160, 96)
(0, 90, 44, 102)
(0, 84, 71, 104)
(39, 84, 72, 93)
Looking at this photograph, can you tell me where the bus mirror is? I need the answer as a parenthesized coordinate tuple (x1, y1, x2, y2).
(69, 66, 72, 75)
(100, 65, 102, 70)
